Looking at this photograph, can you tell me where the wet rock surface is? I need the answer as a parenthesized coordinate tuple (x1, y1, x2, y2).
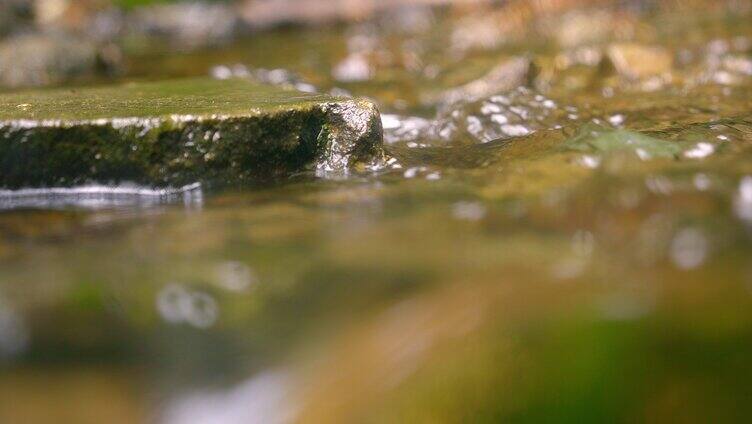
(604, 43, 674, 80)
(0, 78, 383, 188)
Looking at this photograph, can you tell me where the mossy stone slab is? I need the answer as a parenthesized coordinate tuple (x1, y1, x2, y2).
(563, 123, 682, 159)
(0, 78, 383, 188)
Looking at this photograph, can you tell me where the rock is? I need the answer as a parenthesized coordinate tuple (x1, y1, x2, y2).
(563, 123, 682, 159)
(430, 56, 535, 107)
(548, 10, 614, 48)
(0, 78, 384, 188)
(0, 33, 108, 89)
(604, 43, 673, 79)
(127, 2, 241, 49)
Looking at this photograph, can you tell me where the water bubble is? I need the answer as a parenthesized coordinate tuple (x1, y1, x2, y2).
(381, 114, 431, 145)
(210, 65, 232, 80)
(183, 293, 218, 329)
(500, 124, 530, 137)
(332, 53, 372, 82)
(578, 155, 600, 169)
(403, 166, 426, 179)
(490, 114, 508, 125)
(608, 114, 625, 126)
(670, 228, 708, 270)
(683, 142, 715, 159)
(156, 284, 218, 329)
(425, 171, 441, 181)
(451, 201, 486, 221)
(215, 261, 256, 292)
(693, 173, 712, 191)
(156, 284, 189, 323)
(294, 82, 317, 93)
(480, 102, 502, 114)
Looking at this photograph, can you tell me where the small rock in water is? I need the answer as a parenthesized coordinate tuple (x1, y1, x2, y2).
(563, 123, 682, 159)
(604, 43, 673, 80)
(0, 78, 384, 188)
(432, 56, 535, 106)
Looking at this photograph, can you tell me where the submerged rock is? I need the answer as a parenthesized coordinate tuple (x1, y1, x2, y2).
(431, 56, 535, 106)
(0, 78, 383, 188)
(563, 123, 682, 159)
(604, 43, 673, 80)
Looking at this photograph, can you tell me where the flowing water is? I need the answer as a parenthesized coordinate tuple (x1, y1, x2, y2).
(2, 3, 752, 423)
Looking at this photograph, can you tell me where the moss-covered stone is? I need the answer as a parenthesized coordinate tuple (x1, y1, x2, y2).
(0, 77, 383, 188)
(563, 123, 683, 159)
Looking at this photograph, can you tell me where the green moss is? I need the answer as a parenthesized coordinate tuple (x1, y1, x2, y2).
(563, 123, 683, 159)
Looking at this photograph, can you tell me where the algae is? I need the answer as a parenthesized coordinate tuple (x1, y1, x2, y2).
(563, 123, 683, 159)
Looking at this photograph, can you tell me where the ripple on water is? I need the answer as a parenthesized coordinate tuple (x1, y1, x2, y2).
(431, 87, 574, 144)
(0, 182, 202, 210)
(383, 87, 577, 146)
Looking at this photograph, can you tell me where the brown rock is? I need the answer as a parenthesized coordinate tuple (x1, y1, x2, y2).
(604, 43, 673, 79)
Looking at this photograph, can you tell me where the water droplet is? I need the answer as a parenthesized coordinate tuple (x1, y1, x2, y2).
(670, 228, 708, 270)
